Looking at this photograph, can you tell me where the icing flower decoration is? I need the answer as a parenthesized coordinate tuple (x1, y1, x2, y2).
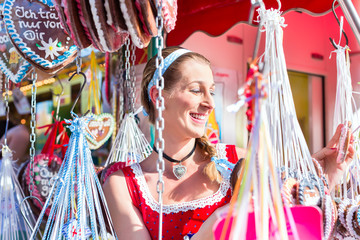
(37, 38, 63, 60)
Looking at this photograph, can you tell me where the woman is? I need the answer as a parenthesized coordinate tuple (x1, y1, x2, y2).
(103, 46, 354, 240)
(103, 46, 244, 239)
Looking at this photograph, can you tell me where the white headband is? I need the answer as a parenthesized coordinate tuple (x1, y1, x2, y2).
(147, 49, 191, 101)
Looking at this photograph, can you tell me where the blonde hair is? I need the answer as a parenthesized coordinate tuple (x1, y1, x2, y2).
(196, 137, 223, 183)
(141, 46, 222, 183)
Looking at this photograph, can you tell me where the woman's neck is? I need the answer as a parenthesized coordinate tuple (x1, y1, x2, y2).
(154, 134, 197, 159)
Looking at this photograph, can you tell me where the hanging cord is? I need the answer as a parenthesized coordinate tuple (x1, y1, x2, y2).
(88, 51, 101, 114)
(130, 42, 137, 113)
(155, 0, 165, 239)
(29, 71, 37, 197)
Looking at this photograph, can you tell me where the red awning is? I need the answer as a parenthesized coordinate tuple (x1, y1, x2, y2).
(166, 0, 335, 46)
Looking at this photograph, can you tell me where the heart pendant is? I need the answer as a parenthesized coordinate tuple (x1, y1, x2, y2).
(3, 0, 77, 74)
(85, 113, 115, 150)
(173, 164, 186, 180)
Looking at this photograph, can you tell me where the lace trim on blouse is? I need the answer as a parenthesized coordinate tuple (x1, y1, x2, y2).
(131, 163, 230, 214)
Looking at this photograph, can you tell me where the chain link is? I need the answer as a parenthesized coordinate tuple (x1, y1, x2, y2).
(124, 38, 132, 113)
(0, 73, 3, 94)
(29, 72, 37, 197)
(155, 0, 165, 239)
(130, 43, 136, 113)
(3, 76, 9, 147)
(76, 50, 82, 73)
(117, 49, 125, 125)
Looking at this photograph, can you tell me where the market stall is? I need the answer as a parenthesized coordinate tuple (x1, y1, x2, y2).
(0, 0, 360, 239)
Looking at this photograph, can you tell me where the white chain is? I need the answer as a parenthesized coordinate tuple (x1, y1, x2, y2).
(155, 0, 165, 239)
(0, 73, 3, 98)
(130, 43, 136, 113)
(29, 71, 37, 197)
(117, 50, 125, 124)
(3, 76, 9, 147)
(124, 38, 131, 113)
(76, 50, 82, 74)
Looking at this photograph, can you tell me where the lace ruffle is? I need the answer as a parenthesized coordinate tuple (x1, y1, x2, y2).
(216, 143, 227, 160)
(131, 163, 230, 214)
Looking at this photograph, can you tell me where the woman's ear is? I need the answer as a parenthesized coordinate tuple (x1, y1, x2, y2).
(149, 86, 159, 104)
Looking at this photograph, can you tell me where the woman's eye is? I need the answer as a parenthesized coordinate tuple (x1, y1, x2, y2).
(190, 89, 201, 94)
(210, 91, 215, 96)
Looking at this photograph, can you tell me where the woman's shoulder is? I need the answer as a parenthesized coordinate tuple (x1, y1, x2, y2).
(101, 162, 134, 184)
(234, 146, 246, 159)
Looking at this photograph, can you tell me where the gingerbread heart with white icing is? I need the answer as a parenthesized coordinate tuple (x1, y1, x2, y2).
(25, 154, 62, 216)
(85, 113, 115, 150)
(80, 0, 128, 52)
(0, 19, 32, 83)
(151, 0, 178, 33)
(120, 0, 151, 49)
(3, 0, 77, 74)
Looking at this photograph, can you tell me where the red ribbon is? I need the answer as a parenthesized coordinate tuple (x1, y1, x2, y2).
(38, 116, 69, 166)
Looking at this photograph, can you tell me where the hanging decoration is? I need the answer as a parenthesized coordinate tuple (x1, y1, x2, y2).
(105, 39, 151, 167)
(106, 106, 152, 167)
(0, 18, 32, 83)
(216, 61, 294, 240)
(22, 118, 69, 216)
(328, 16, 360, 239)
(0, 146, 37, 239)
(222, 5, 333, 239)
(257, 6, 333, 239)
(119, 0, 154, 49)
(61, 0, 92, 49)
(86, 113, 115, 150)
(54, 0, 128, 52)
(0, 77, 37, 239)
(29, 114, 117, 240)
(3, 0, 77, 74)
(227, 59, 261, 133)
(84, 50, 115, 150)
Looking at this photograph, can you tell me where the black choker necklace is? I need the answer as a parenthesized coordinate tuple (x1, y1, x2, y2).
(153, 142, 196, 179)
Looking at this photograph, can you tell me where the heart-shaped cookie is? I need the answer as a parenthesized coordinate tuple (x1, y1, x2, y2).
(120, 0, 151, 49)
(62, 0, 92, 49)
(151, 0, 178, 33)
(3, 0, 77, 74)
(86, 0, 128, 52)
(0, 20, 32, 83)
(53, 0, 71, 35)
(25, 153, 62, 216)
(85, 113, 115, 150)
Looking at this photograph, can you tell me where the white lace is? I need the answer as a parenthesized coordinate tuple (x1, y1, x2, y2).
(131, 163, 230, 214)
(216, 143, 227, 160)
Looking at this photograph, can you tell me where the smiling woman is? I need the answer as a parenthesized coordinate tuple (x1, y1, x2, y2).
(102, 46, 245, 240)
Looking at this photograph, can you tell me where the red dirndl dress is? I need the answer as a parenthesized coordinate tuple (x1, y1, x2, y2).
(104, 144, 238, 240)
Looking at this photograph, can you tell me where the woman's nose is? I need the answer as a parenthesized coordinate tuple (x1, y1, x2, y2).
(203, 91, 215, 110)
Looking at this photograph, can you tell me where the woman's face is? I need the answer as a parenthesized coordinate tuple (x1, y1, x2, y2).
(162, 58, 215, 139)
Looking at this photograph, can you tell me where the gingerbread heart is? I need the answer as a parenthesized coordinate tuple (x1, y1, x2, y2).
(0, 20, 32, 83)
(85, 113, 115, 150)
(25, 154, 62, 216)
(3, 0, 77, 74)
